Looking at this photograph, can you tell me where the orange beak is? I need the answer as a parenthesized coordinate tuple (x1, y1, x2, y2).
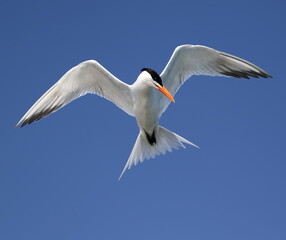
(154, 84, 175, 103)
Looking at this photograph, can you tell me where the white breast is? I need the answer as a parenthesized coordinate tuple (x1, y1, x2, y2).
(131, 83, 160, 135)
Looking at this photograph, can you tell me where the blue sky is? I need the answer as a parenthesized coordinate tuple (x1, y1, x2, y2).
(1, 0, 285, 239)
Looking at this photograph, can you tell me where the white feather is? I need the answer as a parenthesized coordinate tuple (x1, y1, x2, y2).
(16, 60, 134, 127)
(159, 45, 271, 115)
(118, 126, 199, 180)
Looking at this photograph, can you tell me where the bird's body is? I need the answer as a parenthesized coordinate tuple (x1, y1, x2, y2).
(17, 45, 271, 179)
(132, 76, 160, 136)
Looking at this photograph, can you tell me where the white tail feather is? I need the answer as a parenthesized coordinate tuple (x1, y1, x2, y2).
(118, 126, 199, 180)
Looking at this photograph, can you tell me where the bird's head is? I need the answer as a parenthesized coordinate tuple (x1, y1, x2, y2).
(140, 68, 175, 102)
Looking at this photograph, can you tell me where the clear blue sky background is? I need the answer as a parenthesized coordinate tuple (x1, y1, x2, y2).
(1, 0, 285, 239)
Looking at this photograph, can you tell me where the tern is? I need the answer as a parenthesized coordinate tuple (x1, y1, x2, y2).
(17, 45, 271, 179)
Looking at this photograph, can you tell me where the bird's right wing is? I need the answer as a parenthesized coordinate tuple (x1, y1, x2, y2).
(159, 45, 272, 116)
(16, 60, 134, 127)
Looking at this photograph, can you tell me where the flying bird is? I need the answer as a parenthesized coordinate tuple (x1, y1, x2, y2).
(16, 45, 271, 179)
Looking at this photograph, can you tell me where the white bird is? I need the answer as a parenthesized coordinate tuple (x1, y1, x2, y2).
(17, 45, 271, 179)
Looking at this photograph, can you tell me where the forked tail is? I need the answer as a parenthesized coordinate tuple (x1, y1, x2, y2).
(118, 126, 199, 180)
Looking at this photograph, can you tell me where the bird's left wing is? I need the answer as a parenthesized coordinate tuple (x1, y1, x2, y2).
(159, 45, 272, 115)
(16, 60, 134, 127)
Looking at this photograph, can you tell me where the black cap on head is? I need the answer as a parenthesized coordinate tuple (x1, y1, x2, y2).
(141, 68, 163, 86)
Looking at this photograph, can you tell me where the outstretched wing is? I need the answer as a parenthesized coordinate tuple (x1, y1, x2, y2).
(159, 45, 272, 115)
(17, 60, 134, 127)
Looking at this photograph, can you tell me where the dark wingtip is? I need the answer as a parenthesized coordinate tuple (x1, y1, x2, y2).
(266, 73, 273, 78)
(15, 120, 26, 128)
(16, 104, 62, 128)
(221, 70, 272, 79)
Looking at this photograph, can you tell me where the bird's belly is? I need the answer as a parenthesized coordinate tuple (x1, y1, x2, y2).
(134, 97, 159, 134)
(135, 108, 158, 133)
